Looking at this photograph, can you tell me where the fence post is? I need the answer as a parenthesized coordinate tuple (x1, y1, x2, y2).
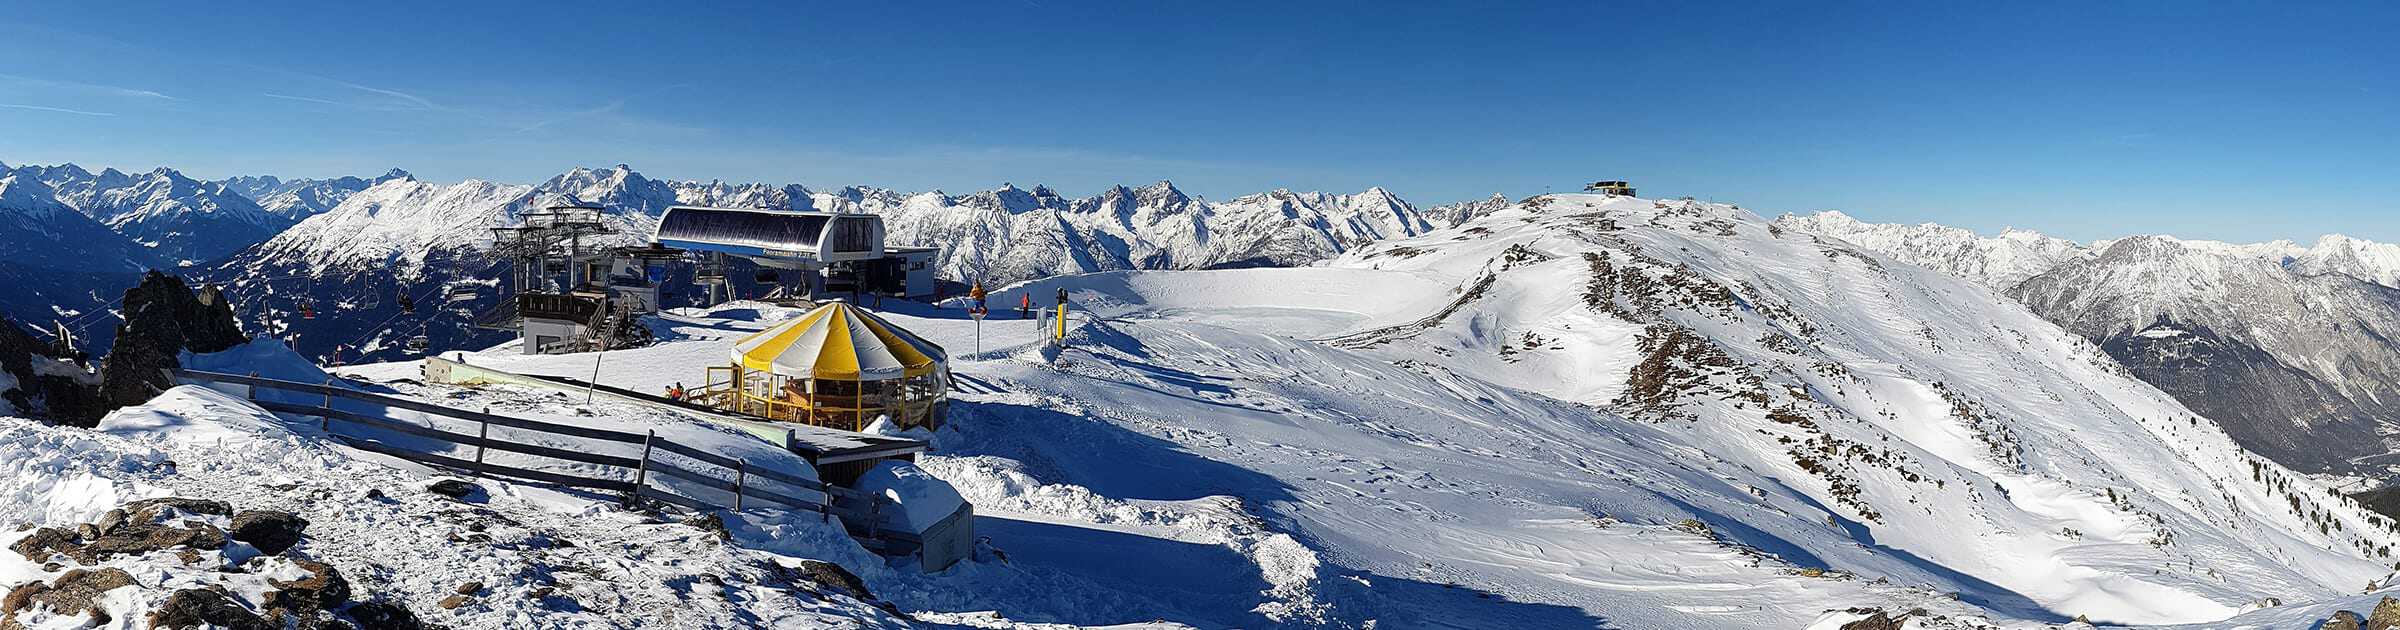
(625, 430, 656, 507)
(733, 459, 747, 512)
(319, 376, 335, 431)
(473, 407, 491, 474)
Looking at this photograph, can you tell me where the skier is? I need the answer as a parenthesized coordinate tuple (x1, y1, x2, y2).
(1018, 292, 1032, 319)
(665, 382, 687, 401)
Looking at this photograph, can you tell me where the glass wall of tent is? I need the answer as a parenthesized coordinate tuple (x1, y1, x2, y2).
(701, 364, 947, 431)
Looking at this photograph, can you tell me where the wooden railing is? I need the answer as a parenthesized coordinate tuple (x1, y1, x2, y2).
(168, 369, 918, 546)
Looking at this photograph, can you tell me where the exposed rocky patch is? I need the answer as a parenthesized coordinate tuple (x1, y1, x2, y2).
(95, 272, 248, 416)
(2, 496, 422, 630)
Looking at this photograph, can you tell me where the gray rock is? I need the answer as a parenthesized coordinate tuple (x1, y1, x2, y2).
(6, 527, 75, 562)
(146, 588, 273, 630)
(2368, 596, 2400, 630)
(264, 560, 349, 614)
(424, 479, 478, 499)
(345, 600, 422, 630)
(227, 510, 307, 555)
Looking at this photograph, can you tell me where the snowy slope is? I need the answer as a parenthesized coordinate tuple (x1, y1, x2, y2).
(0, 173, 154, 273)
(186, 163, 1444, 364)
(1773, 211, 2089, 289)
(329, 196, 2400, 628)
(7, 164, 291, 264)
(1780, 212, 2400, 480)
(832, 181, 1439, 285)
(2289, 234, 2400, 289)
(1312, 195, 2400, 625)
(90, 168, 292, 263)
(219, 169, 415, 220)
(0, 383, 917, 628)
(2010, 235, 2400, 475)
(0, 173, 155, 335)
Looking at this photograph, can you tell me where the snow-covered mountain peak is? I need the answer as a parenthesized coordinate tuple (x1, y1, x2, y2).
(1774, 210, 2089, 290)
(2291, 233, 2400, 288)
(0, 173, 70, 219)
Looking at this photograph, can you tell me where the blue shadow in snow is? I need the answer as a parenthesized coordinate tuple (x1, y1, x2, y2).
(962, 516, 1273, 628)
(1768, 480, 2071, 624)
(1653, 493, 1831, 570)
(949, 399, 1294, 504)
(957, 516, 1609, 630)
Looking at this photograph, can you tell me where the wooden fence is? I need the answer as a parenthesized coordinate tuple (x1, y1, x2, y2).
(168, 369, 917, 547)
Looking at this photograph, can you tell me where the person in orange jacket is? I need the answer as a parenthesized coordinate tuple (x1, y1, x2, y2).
(1018, 292, 1032, 319)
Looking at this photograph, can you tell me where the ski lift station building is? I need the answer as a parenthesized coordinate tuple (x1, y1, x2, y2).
(651, 206, 941, 301)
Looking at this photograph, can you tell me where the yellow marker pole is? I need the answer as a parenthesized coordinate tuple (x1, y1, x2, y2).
(1055, 304, 1067, 340)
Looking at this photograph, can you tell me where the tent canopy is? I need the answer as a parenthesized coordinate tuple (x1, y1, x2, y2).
(732, 302, 944, 381)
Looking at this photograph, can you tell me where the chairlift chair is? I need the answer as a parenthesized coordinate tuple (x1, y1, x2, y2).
(406, 336, 430, 352)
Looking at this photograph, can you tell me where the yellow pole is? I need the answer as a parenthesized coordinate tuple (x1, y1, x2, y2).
(1055, 303, 1067, 339)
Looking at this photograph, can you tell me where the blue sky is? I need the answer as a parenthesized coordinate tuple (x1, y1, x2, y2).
(0, 1, 2394, 243)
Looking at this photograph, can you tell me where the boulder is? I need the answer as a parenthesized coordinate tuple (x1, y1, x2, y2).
(146, 588, 273, 630)
(227, 510, 308, 555)
(6, 527, 75, 562)
(96, 272, 248, 414)
(794, 560, 873, 601)
(682, 514, 730, 541)
(345, 600, 422, 630)
(424, 479, 478, 500)
(2330, 609, 2369, 630)
(123, 497, 233, 519)
(0, 568, 135, 622)
(75, 521, 227, 562)
(264, 560, 350, 616)
(1839, 610, 1903, 630)
(2371, 596, 2400, 630)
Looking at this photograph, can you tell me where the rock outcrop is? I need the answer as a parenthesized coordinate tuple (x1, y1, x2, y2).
(227, 510, 308, 555)
(147, 588, 275, 630)
(94, 272, 246, 417)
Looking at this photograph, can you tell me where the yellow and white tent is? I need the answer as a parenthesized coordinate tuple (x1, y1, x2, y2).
(732, 302, 945, 381)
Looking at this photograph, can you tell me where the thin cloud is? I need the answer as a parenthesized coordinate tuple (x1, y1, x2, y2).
(335, 80, 439, 111)
(0, 73, 179, 101)
(261, 92, 349, 106)
(0, 103, 116, 116)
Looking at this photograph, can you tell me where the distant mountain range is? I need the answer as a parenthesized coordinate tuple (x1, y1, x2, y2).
(0, 158, 1508, 363)
(1779, 210, 2400, 479)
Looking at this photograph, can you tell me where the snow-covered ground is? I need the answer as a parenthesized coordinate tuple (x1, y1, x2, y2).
(19, 191, 2400, 628)
(329, 196, 2400, 628)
